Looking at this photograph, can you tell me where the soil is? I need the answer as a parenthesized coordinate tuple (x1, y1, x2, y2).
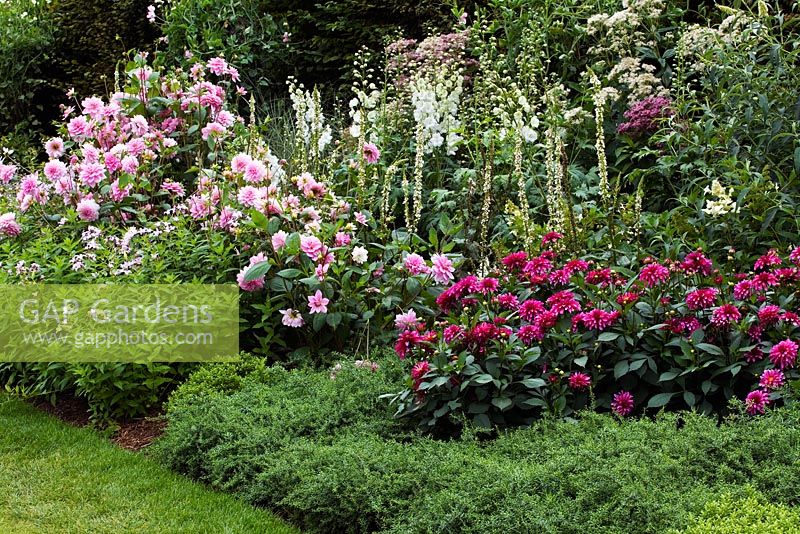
(30, 394, 165, 452)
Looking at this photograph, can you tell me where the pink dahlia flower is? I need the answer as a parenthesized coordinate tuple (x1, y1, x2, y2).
(76, 198, 100, 221)
(0, 213, 21, 237)
(362, 143, 380, 164)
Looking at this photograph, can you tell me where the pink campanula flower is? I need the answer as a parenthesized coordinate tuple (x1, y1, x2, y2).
(307, 290, 330, 314)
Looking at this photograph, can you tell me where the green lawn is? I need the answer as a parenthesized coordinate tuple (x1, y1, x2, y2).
(0, 397, 298, 534)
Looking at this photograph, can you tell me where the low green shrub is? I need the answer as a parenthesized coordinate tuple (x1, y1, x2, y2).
(674, 490, 800, 533)
(156, 358, 800, 533)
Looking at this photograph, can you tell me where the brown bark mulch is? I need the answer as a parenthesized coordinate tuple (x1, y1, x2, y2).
(30, 394, 165, 452)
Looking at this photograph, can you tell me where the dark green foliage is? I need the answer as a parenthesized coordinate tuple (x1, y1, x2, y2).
(156, 358, 800, 533)
(0, 0, 158, 138)
(50, 0, 159, 99)
(162, 0, 476, 105)
(0, 1, 56, 134)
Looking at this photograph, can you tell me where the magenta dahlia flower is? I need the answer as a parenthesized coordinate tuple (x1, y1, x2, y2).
(710, 304, 741, 328)
(638, 263, 670, 287)
(568, 372, 592, 391)
(611, 391, 635, 416)
(759, 369, 785, 390)
(769, 339, 798, 369)
(745, 389, 770, 415)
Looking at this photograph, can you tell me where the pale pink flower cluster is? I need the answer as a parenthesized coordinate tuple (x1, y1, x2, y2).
(0, 213, 21, 237)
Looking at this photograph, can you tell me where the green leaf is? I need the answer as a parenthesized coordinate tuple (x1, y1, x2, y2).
(520, 378, 546, 389)
(573, 356, 588, 367)
(244, 261, 270, 281)
(647, 392, 675, 408)
(312, 313, 326, 332)
(683, 391, 696, 408)
(473, 374, 494, 385)
(614, 360, 629, 379)
(598, 332, 620, 342)
(250, 209, 268, 230)
(491, 397, 513, 411)
(284, 233, 301, 256)
(659, 370, 681, 382)
(326, 312, 342, 328)
(473, 413, 491, 428)
(277, 268, 302, 279)
(695, 343, 724, 356)
(267, 217, 281, 235)
(467, 402, 489, 414)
